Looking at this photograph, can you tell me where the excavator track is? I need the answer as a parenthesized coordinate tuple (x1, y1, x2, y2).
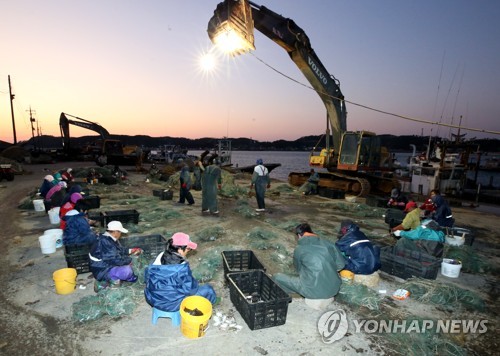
(328, 172, 371, 197)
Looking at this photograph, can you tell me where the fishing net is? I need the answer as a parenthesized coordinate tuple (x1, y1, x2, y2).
(380, 317, 466, 356)
(72, 285, 144, 322)
(192, 246, 230, 282)
(401, 278, 485, 312)
(235, 199, 257, 218)
(246, 227, 277, 240)
(195, 226, 225, 242)
(270, 183, 294, 193)
(320, 201, 384, 218)
(444, 245, 493, 274)
(335, 282, 382, 311)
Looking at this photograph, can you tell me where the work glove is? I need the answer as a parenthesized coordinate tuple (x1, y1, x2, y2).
(393, 230, 402, 237)
(181, 183, 187, 188)
(129, 247, 143, 256)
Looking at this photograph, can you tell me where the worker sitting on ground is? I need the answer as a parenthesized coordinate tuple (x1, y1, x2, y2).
(391, 201, 421, 233)
(387, 188, 408, 210)
(144, 233, 217, 312)
(335, 220, 381, 275)
(273, 223, 345, 299)
(393, 219, 445, 257)
(299, 169, 320, 195)
(60, 192, 83, 230)
(89, 221, 142, 292)
(39, 175, 56, 198)
(62, 199, 98, 245)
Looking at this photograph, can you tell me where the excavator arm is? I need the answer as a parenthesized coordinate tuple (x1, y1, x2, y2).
(208, 0, 347, 163)
(59, 112, 111, 152)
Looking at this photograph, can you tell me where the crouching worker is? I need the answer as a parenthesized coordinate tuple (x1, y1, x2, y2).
(62, 199, 97, 245)
(335, 220, 381, 275)
(144, 233, 217, 312)
(273, 223, 345, 299)
(89, 221, 142, 292)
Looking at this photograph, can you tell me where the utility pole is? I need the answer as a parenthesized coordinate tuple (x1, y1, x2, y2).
(28, 107, 36, 150)
(8, 75, 17, 145)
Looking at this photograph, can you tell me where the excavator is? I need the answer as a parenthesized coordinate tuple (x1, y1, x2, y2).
(59, 112, 138, 166)
(207, 0, 395, 196)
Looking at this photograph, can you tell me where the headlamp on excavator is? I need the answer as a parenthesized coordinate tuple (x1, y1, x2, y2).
(207, 0, 255, 56)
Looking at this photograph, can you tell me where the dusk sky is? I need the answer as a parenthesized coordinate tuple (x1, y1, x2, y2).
(1, 0, 499, 143)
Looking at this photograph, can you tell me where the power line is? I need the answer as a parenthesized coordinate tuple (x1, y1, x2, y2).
(251, 53, 500, 136)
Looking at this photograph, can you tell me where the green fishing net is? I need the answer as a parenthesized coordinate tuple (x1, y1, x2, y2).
(246, 227, 277, 240)
(444, 245, 493, 274)
(192, 247, 230, 282)
(401, 278, 485, 312)
(195, 226, 225, 242)
(336, 282, 382, 311)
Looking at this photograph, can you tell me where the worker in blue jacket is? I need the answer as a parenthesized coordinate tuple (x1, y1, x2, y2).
(144, 233, 217, 312)
(430, 190, 454, 228)
(62, 200, 98, 245)
(335, 220, 381, 275)
(89, 221, 142, 292)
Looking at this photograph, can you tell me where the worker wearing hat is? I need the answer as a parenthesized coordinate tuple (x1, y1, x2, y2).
(392, 201, 420, 234)
(89, 221, 143, 292)
(145, 232, 217, 312)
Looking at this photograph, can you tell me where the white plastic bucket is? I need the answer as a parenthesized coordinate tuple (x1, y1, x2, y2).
(44, 228, 63, 249)
(33, 199, 45, 212)
(441, 259, 462, 278)
(48, 207, 61, 225)
(39, 234, 56, 254)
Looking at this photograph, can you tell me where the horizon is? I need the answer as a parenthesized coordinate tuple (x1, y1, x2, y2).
(1, 1, 499, 143)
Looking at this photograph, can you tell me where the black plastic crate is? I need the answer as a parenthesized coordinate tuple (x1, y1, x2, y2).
(64, 243, 92, 274)
(102, 209, 139, 225)
(121, 234, 167, 262)
(227, 270, 292, 330)
(64, 243, 92, 257)
(318, 187, 345, 199)
(380, 246, 442, 280)
(66, 254, 91, 274)
(87, 211, 104, 226)
(82, 195, 101, 209)
(153, 189, 173, 200)
(222, 250, 266, 279)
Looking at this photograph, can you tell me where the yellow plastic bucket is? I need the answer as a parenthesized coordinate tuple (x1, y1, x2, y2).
(53, 268, 77, 295)
(180, 296, 212, 339)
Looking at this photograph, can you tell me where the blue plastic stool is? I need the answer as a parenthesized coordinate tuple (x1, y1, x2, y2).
(151, 307, 181, 327)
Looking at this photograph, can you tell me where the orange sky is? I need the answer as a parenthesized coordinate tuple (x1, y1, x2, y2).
(1, 1, 499, 144)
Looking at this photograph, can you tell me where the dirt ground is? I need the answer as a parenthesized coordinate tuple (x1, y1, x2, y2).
(0, 161, 498, 356)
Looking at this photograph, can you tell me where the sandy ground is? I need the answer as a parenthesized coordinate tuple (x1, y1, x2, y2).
(0, 161, 499, 356)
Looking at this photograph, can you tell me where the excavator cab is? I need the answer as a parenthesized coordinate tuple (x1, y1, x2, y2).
(338, 131, 382, 171)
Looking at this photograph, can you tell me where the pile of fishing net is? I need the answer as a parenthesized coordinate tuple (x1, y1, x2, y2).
(195, 226, 225, 242)
(191, 246, 230, 282)
(72, 254, 151, 322)
(336, 282, 383, 311)
(234, 199, 258, 218)
(444, 245, 493, 274)
(401, 278, 485, 311)
(380, 317, 466, 356)
(320, 201, 384, 218)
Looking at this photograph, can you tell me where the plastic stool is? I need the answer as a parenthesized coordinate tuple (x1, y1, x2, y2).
(152, 307, 181, 327)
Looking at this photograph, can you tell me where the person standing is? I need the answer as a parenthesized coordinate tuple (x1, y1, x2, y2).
(89, 221, 143, 292)
(193, 157, 204, 191)
(273, 223, 345, 299)
(178, 165, 194, 205)
(201, 160, 222, 215)
(144, 233, 217, 312)
(250, 158, 270, 212)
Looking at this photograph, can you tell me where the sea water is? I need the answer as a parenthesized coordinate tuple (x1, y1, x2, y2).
(190, 150, 500, 188)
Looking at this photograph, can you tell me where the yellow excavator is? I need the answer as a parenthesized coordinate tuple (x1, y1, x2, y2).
(208, 0, 396, 196)
(59, 112, 138, 166)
